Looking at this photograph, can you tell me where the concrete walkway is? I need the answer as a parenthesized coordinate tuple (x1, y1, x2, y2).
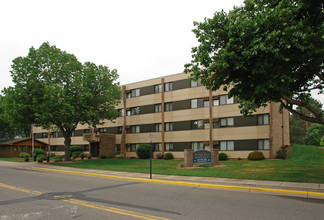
(1, 161, 324, 199)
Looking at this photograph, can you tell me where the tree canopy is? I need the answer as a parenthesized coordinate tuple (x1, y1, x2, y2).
(184, 0, 324, 124)
(2, 42, 121, 160)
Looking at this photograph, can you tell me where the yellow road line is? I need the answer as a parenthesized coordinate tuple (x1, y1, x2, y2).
(67, 199, 171, 220)
(0, 182, 42, 195)
(31, 167, 324, 198)
(0, 181, 171, 220)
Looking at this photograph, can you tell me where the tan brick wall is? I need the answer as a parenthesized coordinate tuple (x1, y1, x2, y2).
(270, 103, 290, 158)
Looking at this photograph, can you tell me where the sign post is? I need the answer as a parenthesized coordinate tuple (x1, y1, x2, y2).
(149, 134, 153, 179)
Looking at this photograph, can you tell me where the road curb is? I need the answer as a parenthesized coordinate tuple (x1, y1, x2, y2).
(31, 167, 324, 199)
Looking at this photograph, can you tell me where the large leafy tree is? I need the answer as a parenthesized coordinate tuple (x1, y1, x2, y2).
(185, 0, 324, 124)
(2, 42, 121, 160)
(1, 88, 32, 139)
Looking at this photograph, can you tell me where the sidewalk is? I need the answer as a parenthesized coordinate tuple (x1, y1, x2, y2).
(1, 160, 324, 198)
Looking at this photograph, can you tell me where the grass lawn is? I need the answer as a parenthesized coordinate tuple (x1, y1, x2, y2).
(0, 157, 25, 162)
(49, 144, 324, 183)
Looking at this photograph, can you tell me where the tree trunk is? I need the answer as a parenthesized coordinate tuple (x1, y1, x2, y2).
(63, 132, 72, 161)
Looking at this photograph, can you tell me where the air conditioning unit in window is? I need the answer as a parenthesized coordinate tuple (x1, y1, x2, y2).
(203, 141, 210, 145)
(203, 96, 209, 101)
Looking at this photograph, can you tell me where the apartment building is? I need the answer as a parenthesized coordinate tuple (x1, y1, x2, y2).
(33, 72, 290, 159)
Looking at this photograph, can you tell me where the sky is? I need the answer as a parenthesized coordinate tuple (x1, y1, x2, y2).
(1, 0, 323, 104)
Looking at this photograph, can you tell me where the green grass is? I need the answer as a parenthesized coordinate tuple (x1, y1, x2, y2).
(48, 144, 324, 183)
(0, 157, 25, 162)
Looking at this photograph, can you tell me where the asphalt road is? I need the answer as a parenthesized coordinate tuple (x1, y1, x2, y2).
(0, 163, 324, 220)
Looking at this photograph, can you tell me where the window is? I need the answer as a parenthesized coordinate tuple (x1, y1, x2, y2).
(99, 128, 107, 133)
(127, 144, 139, 152)
(220, 141, 234, 151)
(204, 122, 210, 129)
(220, 118, 234, 127)
(191, 99, 197, 108)
(115, 144, 120, 155)
(154, 104, 162, 112)
(50, 132, 58, 138)
(213, 121, 219, 128)
(258, 139, 269, 150)
(42, 133, 48, 138)
(204, 100, 209, 107)
(130, 88, 140, 97)
(130, 125, 140, 133)
(213, 99, 219, 106)
(227, 96, 234, 104)
(165, 122, 173, 131)
(191, 78, 202, 87)
(258, 114, 269, 125)
(191, 120, 204, 129)
(165, 143, 174, 151)
(155, 143, 162, 151)
(71, 131, 75, 137)
(130, 107, 140, 115)
(83, 129, 91, 134)
(191, 142, 209, 151)
(164, 82, 173, 92)
(191, 98, 205, 108)
(165, 102, 173, 111)
(155, 123, 162, 132)
(219, 95, 234, 105)
(118, 109, 124, 117)
(118, 126, 122, 134)
(154, 84, 162, 93)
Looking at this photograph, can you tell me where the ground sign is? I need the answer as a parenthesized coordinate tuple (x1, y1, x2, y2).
(193, 150, 211, 163)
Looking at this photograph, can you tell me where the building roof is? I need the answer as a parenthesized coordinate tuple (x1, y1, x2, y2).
(0, 138, 48, 146)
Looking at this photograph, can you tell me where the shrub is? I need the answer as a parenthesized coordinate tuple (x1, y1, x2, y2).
(87, 154, 92, 159)
(33, 148, 45, 157)
(198, 163, 213, 167)
(219, 153, 228, 161)
(320, 136, 324, 146)
(237, 157, 242, 160)
(50, 153, 56, 158)
(54, 157, 63, 162)
(70, 145, 83, 153)
(155, 153, 163, 159)
(116, 154, 125, 159)
(24, 154, 30, 162)
(99, 153, 109, 159)
(248, 151, 265, 160)
(136, 144, 153, 159)
(164, 152, 174, 160)
(72, 151, 82, 158)
(18, 152, 29, 158)
(275, 149, 287, 159)
(37, 155, 46, 163)
(129, 156, 137, 159)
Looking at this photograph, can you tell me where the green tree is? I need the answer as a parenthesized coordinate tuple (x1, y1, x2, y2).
(302, 123, 324, 146)
(2, 42, 121, 161)
(0, 96, 30, 140)
(185, 0, 324, 124)
(290, 98, 323, 144)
